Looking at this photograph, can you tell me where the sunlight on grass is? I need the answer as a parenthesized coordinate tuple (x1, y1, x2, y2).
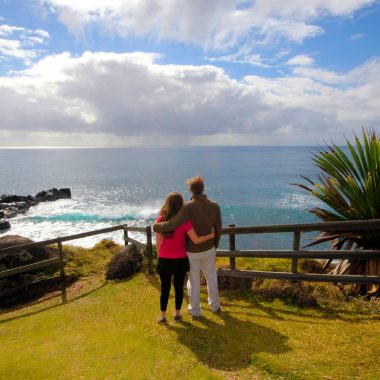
(1, 270, 379, 380)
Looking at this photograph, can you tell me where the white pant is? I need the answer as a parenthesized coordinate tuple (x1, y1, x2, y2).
(187, 247, 220, 316)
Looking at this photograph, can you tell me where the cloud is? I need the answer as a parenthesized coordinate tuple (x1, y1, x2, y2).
(206, 48, 271, 68)
(40, 0, 376, 51)
(286, 54, 315, 66)
(0, 25, 25, 36)
(349, 33, 366, 41)
(0, 24, 50, 64)
(0, 51, 379, 146)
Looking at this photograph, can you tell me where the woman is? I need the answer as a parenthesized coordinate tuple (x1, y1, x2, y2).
(156, 192, 214, 324)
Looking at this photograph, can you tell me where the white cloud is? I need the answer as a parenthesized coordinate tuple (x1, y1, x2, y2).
(206, 48, 271, 68)
(287, 54, 315, 66)
(0, 51, 379, 146)
(291, 67, 346, 84)
(41, 0, 376, 51)
(0, 24, 50, 64)
(349, 33, 366, 41)
(0, 25, 25, 36)
(0, 38, 37, 60)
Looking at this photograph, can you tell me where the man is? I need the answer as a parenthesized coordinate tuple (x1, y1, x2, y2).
(153, 176, 222, 317)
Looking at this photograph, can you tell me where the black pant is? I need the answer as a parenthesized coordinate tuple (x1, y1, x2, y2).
(157, 258, 189, 312)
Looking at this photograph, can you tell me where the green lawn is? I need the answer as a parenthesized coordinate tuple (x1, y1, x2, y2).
(1, 271, 379, 380)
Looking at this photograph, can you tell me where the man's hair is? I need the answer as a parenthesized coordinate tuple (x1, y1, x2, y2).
(187, 176, 205, 196)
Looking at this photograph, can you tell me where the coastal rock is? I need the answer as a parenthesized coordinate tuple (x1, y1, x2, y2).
(0, 235, 56, 269)
(105, 244, 143, 280)
(0, 219, 11, 230)
(0, 194, 28, 203)
(0, 235, 59, 307)
(35, 188, 71, 202)
(1, 194, 35, 203)
(58, 188, 71, 198)
(0, 188, 71, 223)
(0, 202, 30, 218)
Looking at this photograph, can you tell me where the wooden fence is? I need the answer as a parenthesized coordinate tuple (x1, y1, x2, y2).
(1, 219, 380, 304)
(0, 224, 153, 303)
(218, 219, 380, 285)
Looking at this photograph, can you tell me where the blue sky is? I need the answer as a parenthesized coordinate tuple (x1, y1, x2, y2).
(0, 0, 379, 146)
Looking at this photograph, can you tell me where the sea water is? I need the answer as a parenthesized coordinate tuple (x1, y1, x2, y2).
(0, 146, 324, 249)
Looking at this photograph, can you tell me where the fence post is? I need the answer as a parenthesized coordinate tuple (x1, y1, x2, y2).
(145, 226, 154, 275)
(58, 239, 67, 303)
(229, 224, 236, 270)
(291, 231, 301, 273)
(123, 225, 129, 246)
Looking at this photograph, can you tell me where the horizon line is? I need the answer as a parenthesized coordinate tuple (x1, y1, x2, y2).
(0, 144, 331, 149)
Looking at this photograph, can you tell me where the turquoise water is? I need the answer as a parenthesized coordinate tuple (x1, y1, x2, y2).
(0, 147, 323, 248)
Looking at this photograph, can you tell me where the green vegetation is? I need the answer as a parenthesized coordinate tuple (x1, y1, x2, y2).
(63, 239, 120, 279)
(1, 242, 379, 380)
(297, 128, 380, 294)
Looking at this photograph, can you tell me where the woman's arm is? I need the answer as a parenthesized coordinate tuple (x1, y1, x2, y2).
(187, 228, 215, 245)
(156, 232, 162, 253)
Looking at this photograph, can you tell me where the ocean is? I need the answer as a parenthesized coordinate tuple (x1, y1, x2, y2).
(0, 146, 324, 249)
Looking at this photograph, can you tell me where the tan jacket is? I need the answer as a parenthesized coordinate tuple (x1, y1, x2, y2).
(153, 194, 222, 253)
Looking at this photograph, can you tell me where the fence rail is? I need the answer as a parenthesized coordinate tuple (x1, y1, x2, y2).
(216, 249, 380, 260)
(217, 269, 380, 285)
(218, 219, 380, 286)
(1, 219, 380, 304)
(220, 219, 380, 234)
(0, 224, 153, 303)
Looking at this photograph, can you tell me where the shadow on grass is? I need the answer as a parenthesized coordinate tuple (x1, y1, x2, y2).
(0, 281, 107, 324)
(145, 272, 161, 291)
(0, 268, 144, 323)
(221, 292, 380, 323)
(167, 311, 291, 370)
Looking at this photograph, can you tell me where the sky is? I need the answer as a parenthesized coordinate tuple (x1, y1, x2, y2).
(0, 0, 379, 147)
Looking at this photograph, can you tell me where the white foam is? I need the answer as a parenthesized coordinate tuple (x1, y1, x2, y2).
(1, 198, 161, 247)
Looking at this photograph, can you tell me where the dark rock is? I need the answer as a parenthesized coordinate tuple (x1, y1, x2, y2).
(26, 195, 38, 206)
(0, 235, 56, 269)
(35, 188, 71, 202)
(0, 194, 29, 203)
(106, 244, 143, 280)
(35, 188, 58, 201)
(58, 188, 71, 198)
(0, 202, 30, 218)
(0, 235, 60, 307)
(0, 276, 68, 307)
(0, 188, 71, 222)
(0, 219, 11, 230)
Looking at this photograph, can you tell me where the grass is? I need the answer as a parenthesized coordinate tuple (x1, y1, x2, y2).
(0, 242, 379, 379)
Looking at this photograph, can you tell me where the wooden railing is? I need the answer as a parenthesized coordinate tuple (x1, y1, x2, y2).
(1, 219, 380, 305)
(0, 224, 154, 303)
(218, 219, 380, 285)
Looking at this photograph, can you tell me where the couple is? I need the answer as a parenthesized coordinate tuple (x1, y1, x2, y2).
(153, 176, 222, 323)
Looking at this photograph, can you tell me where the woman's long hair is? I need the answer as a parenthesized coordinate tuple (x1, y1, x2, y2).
(159, 192, 184, 221)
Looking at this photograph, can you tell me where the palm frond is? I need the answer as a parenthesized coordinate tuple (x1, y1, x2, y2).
(295, 128, 380, 250)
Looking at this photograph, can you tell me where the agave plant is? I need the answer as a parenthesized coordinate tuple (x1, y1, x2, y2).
(297, 128, 380, 294)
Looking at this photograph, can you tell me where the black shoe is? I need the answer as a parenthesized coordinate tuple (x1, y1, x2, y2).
(157, 316, 167, 324)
